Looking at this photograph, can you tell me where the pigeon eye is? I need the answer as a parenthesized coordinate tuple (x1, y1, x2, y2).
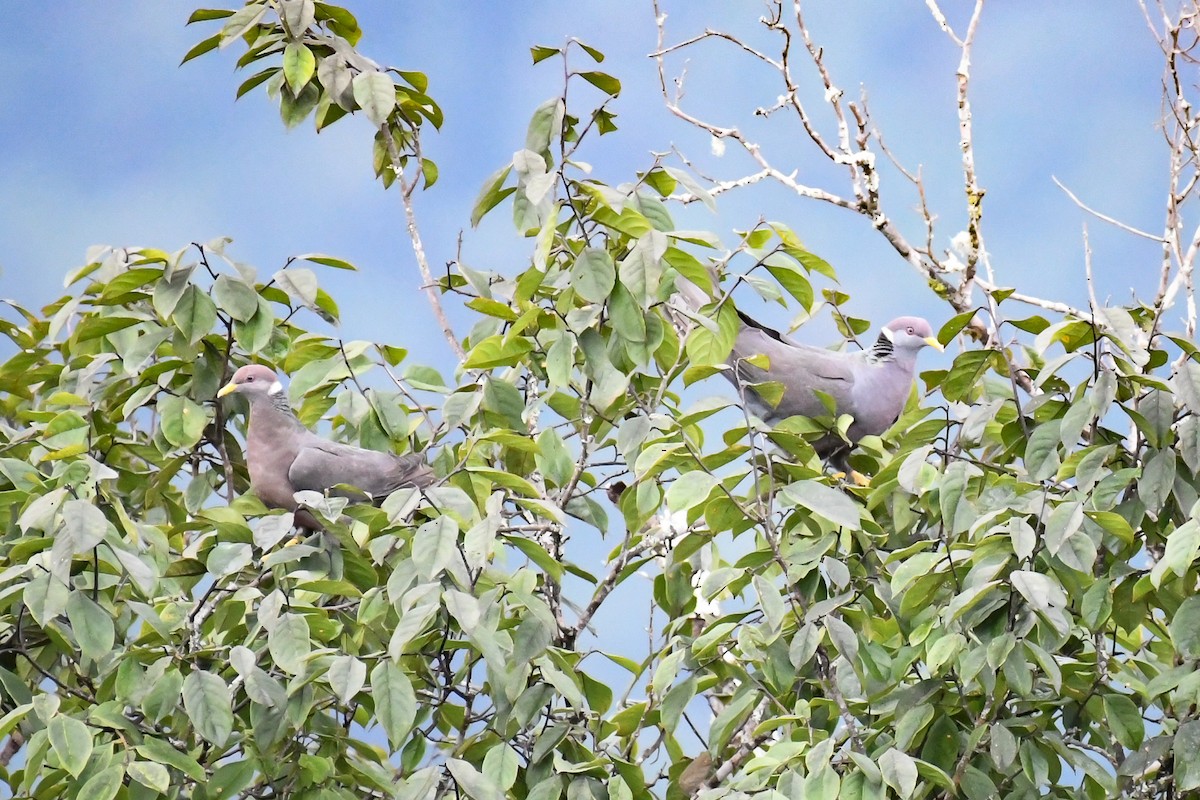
(906, 326, 914, 334)
(246, 376, 254, 382)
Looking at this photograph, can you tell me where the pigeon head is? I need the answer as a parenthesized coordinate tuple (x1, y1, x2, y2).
(880, 317, 943, 355)
(217, 364, 284, 400)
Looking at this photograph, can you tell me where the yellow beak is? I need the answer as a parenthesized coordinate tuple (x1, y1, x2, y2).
(924, 336, 945, 352)
(216, 382, 239, 398)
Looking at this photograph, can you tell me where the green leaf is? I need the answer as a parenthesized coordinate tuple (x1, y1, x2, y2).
(327, 655, 367, 703)
(371, 661, 416, 750)
(171, 284, 217, 344)
(236, 67, 278, 100)
(1171, 595, 1200, 659)
(158, 394, 209, 450)
(141, 667, 183, 723)
(66, 592, 115, 662)
(1178, 721, 1200, 790)
(127, 761, 170, 793)
(182, 669, 234, 746)
(1151, 519, 1200, 588)
(526, 97, 564, 155)
(764, 261, 813, 309)
(941, 350, 993, 403)
(218, 3, 267, 46)
(531, 45, 560, 64)
(447, 758, 505, 800)
(76, 765, 124, 800)
(618, 232, 665, 304)
(61, 499, 108, 553)
(1024, 420, 1062, 481)
(534, 428, 574, 488)
(25, 573, 70, 628)
(212, 274, 259, 321)
(482, 743, 520, 791)
(879, 748, 918, 799)
(48, 715, 93, 777)
(316, 2, 361, 43)
(297, 252, 356, 270)
(1103, 693, 1144, 750)
(282, 0, 315, 33)
(281, 81, 321, 128)
(780, 480, 861, 529)
(282, 42, 316, 93)
(570, 248, 615, 303)
(181, 33, 221, 65)
(578, 70, 621, 95)
(273, 266, 319, 310)
(136, 736, 207, 782)
(938, 310, 978, 344)
(989, 723, 1017, 770)
(666, 471, 718, 513)
(187, 8, 235, 23)
(1011, 570, 1069, 636)
(504, 535, 564, 581)
(471, 164, 514, 227)
(685, 303, 739, 367)
(353, 70, 396, 126)
(463, 334, 534, 369)
(1043, 501, 1093, 573)
(1139, 448, 1176, 516)
(269, 613, 312, 674)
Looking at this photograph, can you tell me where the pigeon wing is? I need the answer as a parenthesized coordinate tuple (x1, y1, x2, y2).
(290, 438, 431, 500)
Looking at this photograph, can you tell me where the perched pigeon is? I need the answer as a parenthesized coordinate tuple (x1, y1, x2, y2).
(217, 364, 433, 529)
(678, 281, 941, 476)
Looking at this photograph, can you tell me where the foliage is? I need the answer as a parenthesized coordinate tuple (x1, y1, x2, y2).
(2, 3, 1200, 800)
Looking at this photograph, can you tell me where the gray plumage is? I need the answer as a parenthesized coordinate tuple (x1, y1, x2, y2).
(678, 280, 941, 473)
(217, 364, 433, 528)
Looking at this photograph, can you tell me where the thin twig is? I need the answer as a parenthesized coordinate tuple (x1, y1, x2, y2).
(382, 123, 465, 359)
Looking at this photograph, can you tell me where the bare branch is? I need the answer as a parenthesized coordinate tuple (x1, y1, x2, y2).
(382, 124, 465, 359)
(1052, 176, 1166, 242)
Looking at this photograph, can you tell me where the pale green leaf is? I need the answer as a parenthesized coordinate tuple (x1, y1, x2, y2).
(65, 592, 115, 661)
(879, 748, 918, 799)
(371, 661, 416, 750)
(327, 655, 367, 703)
(1104, 693, 1144, 750)
(447, 758, 505, 800)
(666, 471, 718, 513)
(353, 70, 396, 126)
(570, 248, 615, 303)
(76, 765, 124, 800)
(48, 715, 92, 777)
(282, 42, 315, 93)
(780, 480, 861, 529)
(182, 669, 234, 746)
(268, 613, 312, 674)
(128, 761, 171, 793)
(60, 499, 108, 553)
(1171, 595, 1200, 659)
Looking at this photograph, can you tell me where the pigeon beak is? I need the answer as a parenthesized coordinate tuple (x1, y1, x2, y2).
(924, 336, 945, 352)
(217, 382, 239, 398)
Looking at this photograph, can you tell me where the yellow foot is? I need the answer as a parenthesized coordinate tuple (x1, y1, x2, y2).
(832, 470, 871, 486)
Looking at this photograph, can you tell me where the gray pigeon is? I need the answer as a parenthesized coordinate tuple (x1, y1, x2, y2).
(679, 281, 941, 476)
(217, 364, 433, 529)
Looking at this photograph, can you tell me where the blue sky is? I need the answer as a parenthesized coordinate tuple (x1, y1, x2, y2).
(0, 3, 1171, 356)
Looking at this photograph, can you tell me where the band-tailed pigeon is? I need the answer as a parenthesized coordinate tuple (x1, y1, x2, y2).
(679, 281, 941, 476)
(217, 364, 433, 528)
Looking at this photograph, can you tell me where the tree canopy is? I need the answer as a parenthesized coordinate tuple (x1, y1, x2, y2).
(3, 2, 1200, 799)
